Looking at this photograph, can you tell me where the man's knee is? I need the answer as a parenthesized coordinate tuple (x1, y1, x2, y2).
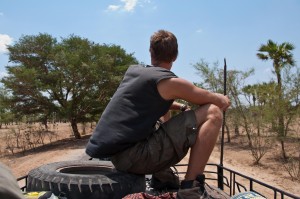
(194, 104, 223, 126)
(208, 104, 223, 124)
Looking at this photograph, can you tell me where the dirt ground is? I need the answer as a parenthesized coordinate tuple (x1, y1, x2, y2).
(0, 123, 299, 198)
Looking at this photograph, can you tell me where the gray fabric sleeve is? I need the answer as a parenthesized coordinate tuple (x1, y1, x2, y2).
(0, 163, 25, 199)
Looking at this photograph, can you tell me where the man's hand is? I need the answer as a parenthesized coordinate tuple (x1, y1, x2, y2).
(214, 93, 231, 111)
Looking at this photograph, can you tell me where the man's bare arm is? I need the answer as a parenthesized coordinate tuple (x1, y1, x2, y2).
(157, 77, 230, 111)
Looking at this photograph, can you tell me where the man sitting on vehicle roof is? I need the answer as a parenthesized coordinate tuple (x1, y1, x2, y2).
(86, 29, 230, 199)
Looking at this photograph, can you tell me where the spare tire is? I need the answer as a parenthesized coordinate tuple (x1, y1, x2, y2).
(26, 161, 145, 199)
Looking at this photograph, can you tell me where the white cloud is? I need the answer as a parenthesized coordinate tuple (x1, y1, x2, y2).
(196, 29, 203, 33)
(121, 0, 138, 12)
(0, 71, 8, 79)
(107, 5, 121, 11)
(0, 12, 3, 16)
(0, 34, 13, 54)
(107, 0, 138, 12)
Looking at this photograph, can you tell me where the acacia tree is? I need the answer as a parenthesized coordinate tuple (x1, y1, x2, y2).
(242, 82, 277, 136)
(242, 83, 278, 164)
(0, 87, 14, 128)
(1, 33, 138, 138)
(193, 59, 254, 143)
(257, 40, 296, 159)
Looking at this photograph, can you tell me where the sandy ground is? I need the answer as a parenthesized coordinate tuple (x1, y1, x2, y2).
(0, 123, 299, 198)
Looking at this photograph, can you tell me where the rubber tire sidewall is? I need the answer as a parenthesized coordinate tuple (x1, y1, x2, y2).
(26, 160, 145, 199)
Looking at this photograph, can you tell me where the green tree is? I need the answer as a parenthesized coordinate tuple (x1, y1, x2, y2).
(0, 87, 14, 128)
(242, 82, 277, 136)
(1, 33, 138, 138)
(257, 40, 296, 159)
(193, 59, 254, 143)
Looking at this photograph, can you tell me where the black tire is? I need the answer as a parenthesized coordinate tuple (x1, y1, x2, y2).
(26, 161, 145, 199)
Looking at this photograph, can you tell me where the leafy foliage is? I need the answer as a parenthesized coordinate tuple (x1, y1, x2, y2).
(0, 87, 14, 128)
(1, 33, 138, 138)
(257, 40, 297, 159)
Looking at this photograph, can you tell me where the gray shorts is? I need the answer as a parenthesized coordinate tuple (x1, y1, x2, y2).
(111, 110, 198, 174)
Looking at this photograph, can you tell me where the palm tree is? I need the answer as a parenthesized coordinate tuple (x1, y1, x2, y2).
(257, 40, 295, 159)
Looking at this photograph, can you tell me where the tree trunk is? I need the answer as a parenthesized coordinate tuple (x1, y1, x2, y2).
(225, 124, 230, 143)
(275, 66, 287, 159)
(280, 139, 287, 160)
(70, 118, 81, 139)
(234, 125, 239, 135)
(42, 117, 48, 130)
(232, 88, 252, 147)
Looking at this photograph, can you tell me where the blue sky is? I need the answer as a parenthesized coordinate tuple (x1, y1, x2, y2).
(1, 0, 300, 84)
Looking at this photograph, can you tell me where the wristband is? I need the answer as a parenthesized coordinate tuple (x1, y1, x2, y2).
(180, 104, 187, 112)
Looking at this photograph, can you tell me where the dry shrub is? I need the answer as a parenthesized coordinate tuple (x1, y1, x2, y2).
(250, 135, 273, 165)
(4, 132, 15, 154)
(283, 155, 300, 181)
(3, 123, 59, 155)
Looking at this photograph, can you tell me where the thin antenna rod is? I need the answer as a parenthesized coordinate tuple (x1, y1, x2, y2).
(220, 58, 227, 165)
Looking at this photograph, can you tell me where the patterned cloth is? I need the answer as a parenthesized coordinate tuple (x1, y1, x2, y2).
(123, 192, 177, 199)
